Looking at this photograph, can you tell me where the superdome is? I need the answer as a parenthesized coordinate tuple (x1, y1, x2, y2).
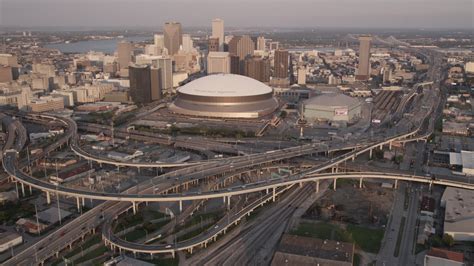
(169, 74, 279, 118)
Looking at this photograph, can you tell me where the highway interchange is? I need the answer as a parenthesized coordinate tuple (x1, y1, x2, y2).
(0, 48, 468, 265)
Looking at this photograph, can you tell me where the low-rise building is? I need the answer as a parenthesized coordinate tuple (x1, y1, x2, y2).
(16, 218, 47, 234)
(443, 121, 469, 136)
(441, 187, 474, 241)
(424, 248, 464, 266)
(28, 96, 64, 113)
(271, 234, 354, 266)
(0, 191, 17, 203)
(449, 150, 474, 176)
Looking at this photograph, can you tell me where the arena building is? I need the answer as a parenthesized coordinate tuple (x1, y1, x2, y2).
(303, 93, 361, 123)
(169, 74, 279, 118)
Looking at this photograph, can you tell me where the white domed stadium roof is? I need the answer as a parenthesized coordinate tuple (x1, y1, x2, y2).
(177, 74, 273, 97)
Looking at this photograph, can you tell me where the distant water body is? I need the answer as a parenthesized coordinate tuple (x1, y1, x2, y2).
(44, 36, 151, 54)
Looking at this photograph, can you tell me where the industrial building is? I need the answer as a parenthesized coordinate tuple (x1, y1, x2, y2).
(441, 187, 474, 241)
(303, 93, 362, 123)
(271, 234, 354, 266)
(169, 74, 279, 118)
(449, 150, 474, 176)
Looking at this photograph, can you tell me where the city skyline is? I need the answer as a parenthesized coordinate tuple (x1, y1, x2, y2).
(1, 0, 472, 29)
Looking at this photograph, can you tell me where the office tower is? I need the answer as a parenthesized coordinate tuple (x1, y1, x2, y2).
(150, 67, 163, 101)
(228, 35, 254, 61)
(181, 34, 193, 53)
(208, 37, 220, 52)
(230, 55, 241, 75)
(244, 56, 270, 82)
(164, 22, 182, 56)
(274, 49, 289, 79)
(154, 57, 173, 92)
(257, 36, 266, 51)
(297, 67, 306, 85)
(129, 65, 152, 104)
(154, 34, 164, 49)
(129, 64, 162, 104)
(356, 36, 372, 81)
(207, 52, 230, 74)
(212, 18, 224, 51)
(117, 41, 133, 73)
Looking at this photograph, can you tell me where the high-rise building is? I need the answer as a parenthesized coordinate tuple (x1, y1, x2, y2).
(154, 34, 164, 49)
(207, 52, 230, 74)
(274, 49, 289, 79)
(164, 22, 182, 56)
(117, 41, 133, 75)
(154, 57, 173, 92)
(208, 37, 220, 52)
(212, 18, 224, 51)
(297, 67, 306, 85)
(150, 67, 163, 101)
(129, 64, 162, 104)
(181, 34, 193, 53)
(257, 36, 266, 51)
(230, 55, 241, 75)
(228, 35, 255, 61)
(356, 36, 372, 81)
(244, 56, 270, 82)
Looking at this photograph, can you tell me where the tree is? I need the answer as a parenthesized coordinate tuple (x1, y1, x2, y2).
(442, 233, 455, 247)
(431, 235, 443, 247)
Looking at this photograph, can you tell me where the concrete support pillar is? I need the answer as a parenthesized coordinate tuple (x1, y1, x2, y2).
(389, 141, 392, 150)
(359, 178, 363, 189)
(316, 180, 320, 193)
(82, 197, 85, 206)
(132, 202, 137, 215)
(429, 181, 433, 192)
(352, 155, 355, 162)
(21, 182, 25, 196)
(76, 197, 81, 212)
(379, 144, 383, 150)
(46, 191, 51, 204)
(29, 186, 32, 195)
(179, 200, 183, 213)
(333, 178, 337, 191)
(369, 149, 373, 159)
(227, 196, 231, 209)
(272, 187, 276, 202)
(394, 179, 398, 189)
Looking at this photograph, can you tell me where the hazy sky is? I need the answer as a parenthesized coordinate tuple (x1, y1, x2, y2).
(1, 0, 473, 29)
